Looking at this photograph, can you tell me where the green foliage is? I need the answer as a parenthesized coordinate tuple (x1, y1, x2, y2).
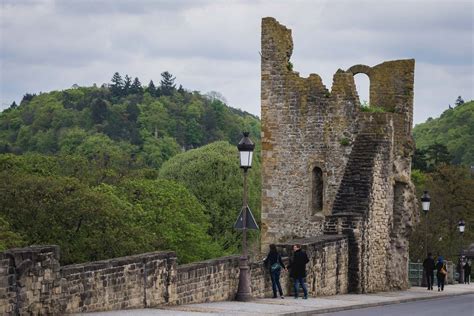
(115, 179, 221, 263)
(0, 75, 262, 264)
(410, 169, 426, 189)
(0, 172, 153, 264)
(159, 141, 261, 253)
(339, 137, 350, 146)
(0, 75, 260, 158)
(409, 165, 474, 263)
(160, 71, 176, 96)
(413, 100, 473, 165)
(287, 61, 293, 71)
(0, 215, 25, 251)
(360, 104, 387, 113)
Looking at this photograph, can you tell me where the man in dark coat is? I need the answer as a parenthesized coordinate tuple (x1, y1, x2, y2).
(423, 252, 435, 290)
(464, 261, 471, 284)
(289, 244, 309, 299)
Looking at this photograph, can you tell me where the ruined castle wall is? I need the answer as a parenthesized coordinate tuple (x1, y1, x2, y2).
(261, 18, 417, 292)
(261, 17, 359, 248)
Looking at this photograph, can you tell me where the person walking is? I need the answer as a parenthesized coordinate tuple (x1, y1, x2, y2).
(436, 256, 447, 291)
(263, 244, 286, 299)
(423, 252, 435, 290)
(289, 244, 309, 299)
(464, 261, 471, 284)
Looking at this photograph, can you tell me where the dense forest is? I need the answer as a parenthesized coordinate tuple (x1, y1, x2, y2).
(409, 98, 473, 262)
(0, 79, 472, 265)
(0, 72, 261, 264)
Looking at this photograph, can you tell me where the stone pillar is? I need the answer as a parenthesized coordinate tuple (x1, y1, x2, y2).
(4, 246, 62, 315)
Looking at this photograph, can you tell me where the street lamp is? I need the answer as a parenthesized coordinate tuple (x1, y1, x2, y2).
(235, 132, 255, 301)
(420, 191, 431, 288)
(458, 219, 466, 284)
(421, 191, 431, 256)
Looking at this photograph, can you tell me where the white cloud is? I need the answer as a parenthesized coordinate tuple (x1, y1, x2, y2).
(1, 0, 472, 124)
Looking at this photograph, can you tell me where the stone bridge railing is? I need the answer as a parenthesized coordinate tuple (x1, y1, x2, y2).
(0, 235, 348, 314)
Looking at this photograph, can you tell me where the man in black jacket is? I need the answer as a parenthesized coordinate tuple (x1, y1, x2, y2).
(289, 244, 309, 299)
(423, 252, 435, 290)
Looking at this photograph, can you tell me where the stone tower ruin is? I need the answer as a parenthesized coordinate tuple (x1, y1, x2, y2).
(260, 17, 417, 292)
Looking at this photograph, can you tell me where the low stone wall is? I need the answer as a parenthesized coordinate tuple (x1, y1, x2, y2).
(176, 256, 240, 305)
(0, 235, 348, 314)
(0, 246, 176, 315)
(61, 251, 176, 313)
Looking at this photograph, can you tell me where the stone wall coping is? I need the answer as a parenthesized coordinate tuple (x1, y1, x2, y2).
(2, 245, 60, 255)
(277, 235, 348, 247)
(61, 250, 176, 275)
(1, 245, 61, 263)
(177, 255, 240, 272)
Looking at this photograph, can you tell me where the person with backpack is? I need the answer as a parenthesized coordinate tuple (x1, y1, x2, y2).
(264, 244, 286, 298)
(436, 256, 447, 291)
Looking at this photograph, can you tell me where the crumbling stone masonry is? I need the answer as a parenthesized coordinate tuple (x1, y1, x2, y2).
(260, 17, 417, 292)
(0, 236, 347, 314)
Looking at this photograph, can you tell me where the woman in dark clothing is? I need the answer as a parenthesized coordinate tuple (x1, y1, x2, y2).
(264, 244, 286, 298)
(436, 256, 447, 291)
(288, 244, 309, 299)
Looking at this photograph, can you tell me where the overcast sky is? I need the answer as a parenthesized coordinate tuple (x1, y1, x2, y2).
(0, 0, 472, 125)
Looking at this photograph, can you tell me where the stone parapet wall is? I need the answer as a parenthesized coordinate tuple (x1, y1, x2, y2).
(0, 252, 17, 315)
(0, 246, 176, 315)
(0, 236, 348, 314)
(61, 251, 177, 313)
(176, 256, 240, 305)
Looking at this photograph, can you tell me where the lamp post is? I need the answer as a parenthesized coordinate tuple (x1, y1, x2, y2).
(235, 132, 255, 301)
(420, 191, 431, 288)
(421, 191, 431, 256)
(458, 219, 465, 284)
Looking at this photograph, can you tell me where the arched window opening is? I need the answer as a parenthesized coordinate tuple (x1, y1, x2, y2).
(312, 167, 323, 214)
(354, 73, 370, 108)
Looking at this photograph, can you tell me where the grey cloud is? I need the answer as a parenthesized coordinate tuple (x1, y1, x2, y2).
(0, 0, 472, 124)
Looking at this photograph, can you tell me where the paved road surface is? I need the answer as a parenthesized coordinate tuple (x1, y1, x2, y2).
(79, 284, 474, 315)
(321, 294, 474, 316)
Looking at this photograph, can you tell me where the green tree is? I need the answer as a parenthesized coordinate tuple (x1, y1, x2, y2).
(146, 80, 157, 96)
(90, 98, 108, 124)
(413, 100, 473, 165)
(130, 77, 143, 94)
(160, 71, 176, 96)
(110, 72, 124, 97)
(159, 141, 261, 253)
(123, 75, 132, 95)
(0, 172, 153, 264)
(0, 215, 25, 251)
(115, 179, 221, 263)
(455, 96, 465, 107)
(409, 165, 474, 262)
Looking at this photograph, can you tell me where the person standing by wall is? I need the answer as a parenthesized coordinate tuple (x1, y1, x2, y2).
(289, 244, 309, 299)
(423, 252, 435, 290)
(436, 256, 447, 291)
(464, 261, 471, 284)
(264, 244, 286, 298)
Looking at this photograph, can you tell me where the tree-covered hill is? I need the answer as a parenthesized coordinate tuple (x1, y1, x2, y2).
(413, 99, 473, 166)
(0, 72, 262, 264)
(0, 72, 260, 170)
